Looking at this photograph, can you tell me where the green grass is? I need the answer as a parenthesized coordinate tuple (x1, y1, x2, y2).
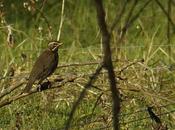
(0, 0, 175, 129)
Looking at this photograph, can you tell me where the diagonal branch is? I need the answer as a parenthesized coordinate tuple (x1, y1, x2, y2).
(110, 0, 128, 33)
(118, 0, 152, 43)
(0, 79, 26, 99)
(0, 75, 77, 108)
(64, 65, 103, 130)
(155, 0, 175, 29)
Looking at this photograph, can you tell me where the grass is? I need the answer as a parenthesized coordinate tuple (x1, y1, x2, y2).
(0, 0, 175, 129)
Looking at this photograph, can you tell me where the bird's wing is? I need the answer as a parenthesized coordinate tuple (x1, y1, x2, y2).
(29, 50, 53, 80)
(29, 50, 56, 80)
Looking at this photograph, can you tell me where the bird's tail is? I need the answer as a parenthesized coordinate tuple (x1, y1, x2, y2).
(22, 80, 34, 93)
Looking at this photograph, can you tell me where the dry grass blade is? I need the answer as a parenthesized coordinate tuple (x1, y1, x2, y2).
(57, 0, 65, 41)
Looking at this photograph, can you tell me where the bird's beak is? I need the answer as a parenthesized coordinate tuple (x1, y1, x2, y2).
(58, 42, 63, 47)
(52, 42, 63, 51)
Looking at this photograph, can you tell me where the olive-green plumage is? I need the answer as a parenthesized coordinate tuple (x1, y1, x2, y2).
(23, 41, 62, 93)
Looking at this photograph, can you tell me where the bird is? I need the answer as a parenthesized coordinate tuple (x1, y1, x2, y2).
(22, 41, 62, 93)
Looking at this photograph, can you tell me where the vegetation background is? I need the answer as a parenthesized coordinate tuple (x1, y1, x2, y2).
(0, 0, 175, 129)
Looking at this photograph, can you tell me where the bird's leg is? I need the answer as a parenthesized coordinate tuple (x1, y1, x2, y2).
(37, 80, 43, 92)
(45, 78, 51, 83)
(37, 79, 51, 92)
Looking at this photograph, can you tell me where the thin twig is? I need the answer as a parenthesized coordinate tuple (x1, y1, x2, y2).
(155, 0, 175, 29)
(118, 59, 144, 74)
(110, 0, 128, 33)
(121, 109, 175, 125)
(118, 0, 138, 43)
(72, 106, 174, 130)
(118, 0, 152, 43)
(120, 102, 175, 117)
(91, 92, 104, 114)
(58, 59, 118, 68)
(0, 79, 26, 99)
(128, 0, 152, 28)
(125, 0, 138, 26)
(35, 8, 53, 39)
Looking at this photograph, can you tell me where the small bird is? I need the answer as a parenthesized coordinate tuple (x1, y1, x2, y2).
(23, 41, 62, 93)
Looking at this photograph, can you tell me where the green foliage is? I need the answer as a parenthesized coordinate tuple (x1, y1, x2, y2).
(0, 0, 175, 129)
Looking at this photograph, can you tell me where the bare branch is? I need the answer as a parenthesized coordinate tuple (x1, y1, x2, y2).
(64, 65, 103, 130)
(118, 0, 152, 43)
(35, 8, 53, 39)
(94, 0, 120, 130)
(129, 0, 152, 25)
(57, 59, 118, 68)
(155, 0, 175, 29)
(167, 0, 172, 63)
(0, 79, 26, 99)
(118, 59, 144, 74)
(125, 0, 138, 28)
(0, 75, 77, 108)
(110, 0, 128, 33)
(91, 92, 104, 114)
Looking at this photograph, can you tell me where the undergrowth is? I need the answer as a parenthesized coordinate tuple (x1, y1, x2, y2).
(0, 0, 175, 129)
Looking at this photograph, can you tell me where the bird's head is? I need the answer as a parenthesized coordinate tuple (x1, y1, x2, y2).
(48, 41, 63, 52)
